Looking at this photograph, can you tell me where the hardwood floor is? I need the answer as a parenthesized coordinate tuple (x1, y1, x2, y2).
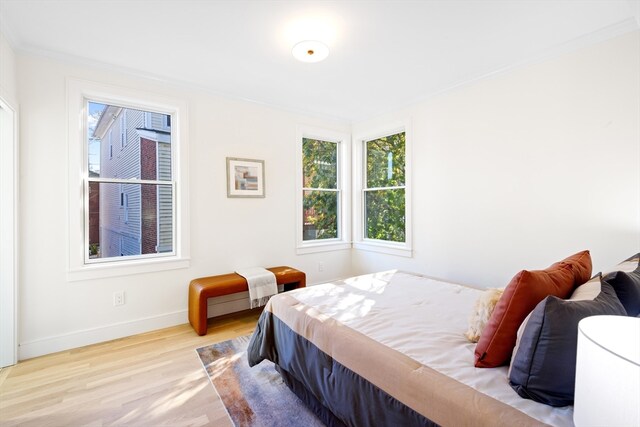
(0, 310, 262, 426)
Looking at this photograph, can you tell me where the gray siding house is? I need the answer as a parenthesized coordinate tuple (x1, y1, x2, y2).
(92, 106, 173, 258)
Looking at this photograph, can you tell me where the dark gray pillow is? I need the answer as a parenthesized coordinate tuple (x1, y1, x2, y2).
(508, 277, 626, 407)
(602, 258, 640, 316)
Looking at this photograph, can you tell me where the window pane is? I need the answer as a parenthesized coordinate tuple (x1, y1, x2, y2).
(366, 132, 405, 188)
(303, 190, 338, 241)
(303, 138, 337, 189)
(88, 101, 172, 181)
(365, 189, 405, 242)
(89, 182, 173, 259)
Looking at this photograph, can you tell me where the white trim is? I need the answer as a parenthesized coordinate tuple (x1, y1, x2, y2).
(18, 309, 188, 360)
(349, 19, 640, 123)
(9, 18, 637, 124)
(296, 125, 351, 255)
(67, 78, 190, 281)
(0, 94, 18, 367)
(353, 241, 412, 257)
(68, 256, 190, 282)
(297, 242, 352, 254)
(352, 119, 412, 257)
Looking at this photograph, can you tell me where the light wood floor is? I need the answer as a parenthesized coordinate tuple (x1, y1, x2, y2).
(0, 310, 262, 426)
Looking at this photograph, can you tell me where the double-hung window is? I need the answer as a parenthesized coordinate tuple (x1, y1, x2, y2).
(67, 79, 190, 280)
(296, 127, 350, 254)
(354, 123, 411, 256)
(86, 100, 175, 262)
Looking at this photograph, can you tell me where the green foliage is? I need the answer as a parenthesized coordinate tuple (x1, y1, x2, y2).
(303, 138, 338, 240)
(365, 132, 406, 242)
(303, 138, 337, 189)
(303, 191, 338, 240)
(366, 132, 405, 188)
(301, 132, 406, 243)
(365, 189, 405, 242)
(89, 243, 99, 256)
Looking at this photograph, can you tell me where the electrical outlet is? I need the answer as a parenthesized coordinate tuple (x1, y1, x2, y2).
(113, 291, 125, 306)
(318, 262, 325, 272)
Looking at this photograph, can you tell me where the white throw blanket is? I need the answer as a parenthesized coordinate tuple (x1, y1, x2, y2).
(235, 267, 278, 309)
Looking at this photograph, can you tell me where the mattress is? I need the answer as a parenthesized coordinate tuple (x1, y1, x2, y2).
(248, 270, 574, 426)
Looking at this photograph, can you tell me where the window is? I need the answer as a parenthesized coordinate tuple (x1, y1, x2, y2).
(364, 132, 405, 242)
(296, 127, 350, 254)
(67, 79, 189, 280)
(87, 101, 173, 262)
(303, 138, 339, 240)
(354, 122, 411, 256)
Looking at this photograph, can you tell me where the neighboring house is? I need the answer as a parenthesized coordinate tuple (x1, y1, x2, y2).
(92, 106, 173, 258)
(88, 170, 100, 253)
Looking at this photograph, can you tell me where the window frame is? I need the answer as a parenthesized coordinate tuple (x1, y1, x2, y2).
(295, 126, 351, 254)
(353, 120, 412, 257)
(67, 79, 190, 281)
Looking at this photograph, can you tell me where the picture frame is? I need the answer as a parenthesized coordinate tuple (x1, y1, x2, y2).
(226, 157, 265, 198)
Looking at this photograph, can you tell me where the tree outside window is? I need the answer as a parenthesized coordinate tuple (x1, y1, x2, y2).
(364, 132, 406, 242)
(302, 138, 339, 241)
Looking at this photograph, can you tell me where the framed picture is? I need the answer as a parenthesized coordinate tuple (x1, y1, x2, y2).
(226, 157, 265, 198)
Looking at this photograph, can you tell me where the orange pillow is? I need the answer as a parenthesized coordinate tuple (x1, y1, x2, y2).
(474, 250, 592, 368)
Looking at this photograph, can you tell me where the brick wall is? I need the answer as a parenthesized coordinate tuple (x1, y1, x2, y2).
(88, 181, 100, 245)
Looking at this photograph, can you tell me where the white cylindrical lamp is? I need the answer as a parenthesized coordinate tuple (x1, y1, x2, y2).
(574, 315, 640, 427)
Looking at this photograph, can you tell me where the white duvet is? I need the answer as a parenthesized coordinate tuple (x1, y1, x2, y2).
(291, 270, 574, 427)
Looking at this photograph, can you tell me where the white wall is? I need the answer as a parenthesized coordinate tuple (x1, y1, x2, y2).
(0, 31, 19, 366)
(17, 54, 352, 359)
(15, 30, 640, 359)
(0, 32, 17, 103)
(352, 31, 640, 288)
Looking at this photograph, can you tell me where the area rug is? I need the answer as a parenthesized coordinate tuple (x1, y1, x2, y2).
(196, 335, 325, 427)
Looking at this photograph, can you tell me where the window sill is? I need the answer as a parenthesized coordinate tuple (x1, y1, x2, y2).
(296, 241, 351, 255)
(353, 241, 412, 257)
(68, 256, 190, 282)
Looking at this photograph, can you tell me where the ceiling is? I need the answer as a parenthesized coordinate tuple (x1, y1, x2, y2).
(1, 1, 638, 122)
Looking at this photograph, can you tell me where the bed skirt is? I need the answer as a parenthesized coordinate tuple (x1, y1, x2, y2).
(248, 310, 438, 427)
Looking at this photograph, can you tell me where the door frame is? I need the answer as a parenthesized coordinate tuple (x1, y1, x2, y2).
(0, 94, 18, 367)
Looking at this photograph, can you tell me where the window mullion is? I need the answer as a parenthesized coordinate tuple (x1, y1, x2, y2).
(302, 187, 339, 192)
(87, 177, 172, 186)
(363, 186, 405, 191)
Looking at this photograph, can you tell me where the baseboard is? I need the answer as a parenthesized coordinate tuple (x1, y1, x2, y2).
(18, 309, 188, 361)
(18, 280, 338, 360)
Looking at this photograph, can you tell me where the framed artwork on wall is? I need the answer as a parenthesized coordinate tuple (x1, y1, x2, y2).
(226, 157, 265, 198)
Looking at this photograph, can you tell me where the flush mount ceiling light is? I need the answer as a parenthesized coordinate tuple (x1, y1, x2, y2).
(292, 40, 329, 63)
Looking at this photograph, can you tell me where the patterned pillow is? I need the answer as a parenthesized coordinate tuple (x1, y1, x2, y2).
(474, 250, 592, 368)
(508, 275, 626, 406)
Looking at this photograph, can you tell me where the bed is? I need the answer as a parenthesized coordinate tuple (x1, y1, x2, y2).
(247, 270, 576, 427)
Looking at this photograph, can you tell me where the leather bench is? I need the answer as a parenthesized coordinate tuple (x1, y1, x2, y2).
(188, 266, 306, 335)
